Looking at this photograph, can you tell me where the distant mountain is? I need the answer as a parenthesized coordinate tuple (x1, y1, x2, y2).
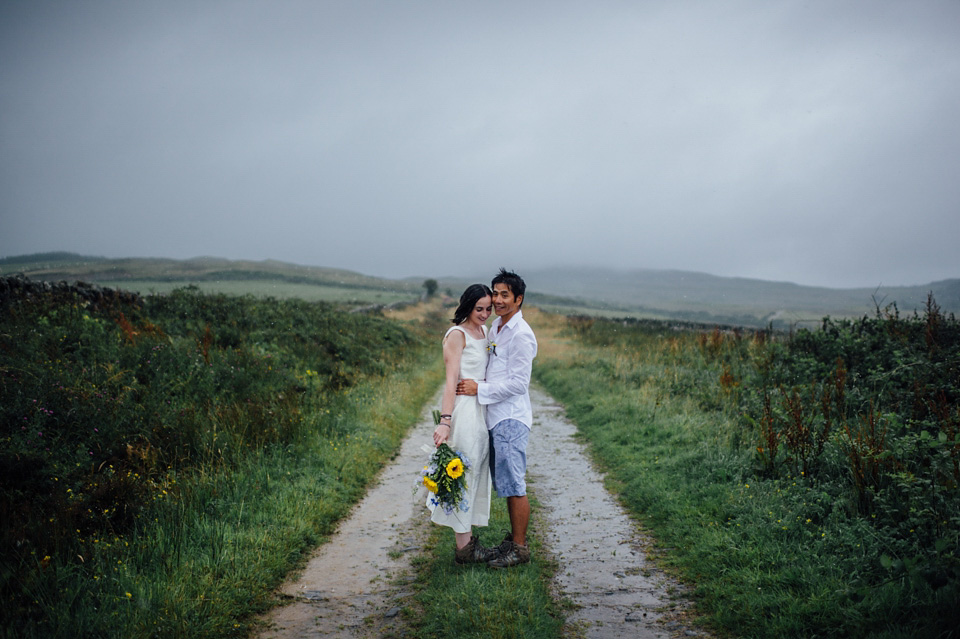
(2, 254, 956, 328)
(435, 266, 959, 327)
(0, 251, 106, 265)
(527, 266, 957, 313)
(0, 253, 419, 293)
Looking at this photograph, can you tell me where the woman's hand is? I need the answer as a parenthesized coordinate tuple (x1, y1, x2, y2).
(433, 423, 451, 446)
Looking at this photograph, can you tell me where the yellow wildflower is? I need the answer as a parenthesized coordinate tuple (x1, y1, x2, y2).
(423, 477, 438, 493)
(446, 458, 464, 479)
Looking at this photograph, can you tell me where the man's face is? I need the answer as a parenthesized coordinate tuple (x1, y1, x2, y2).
(492, 283, 522, 318)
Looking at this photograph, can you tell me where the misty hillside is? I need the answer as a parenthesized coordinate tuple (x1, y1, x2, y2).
(0, 253, 419, 293)
(520, 266, 959, 319)
(2, 253, 956, 328)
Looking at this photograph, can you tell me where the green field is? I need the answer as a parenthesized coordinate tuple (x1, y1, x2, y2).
(93, 279, 416, 305)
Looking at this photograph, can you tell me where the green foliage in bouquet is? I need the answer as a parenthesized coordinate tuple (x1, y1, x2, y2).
(421, 411, 470, 514)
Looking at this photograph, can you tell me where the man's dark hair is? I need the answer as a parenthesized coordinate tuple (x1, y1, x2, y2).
(452, 283, 493, 325)
(491, 268, 526, 307)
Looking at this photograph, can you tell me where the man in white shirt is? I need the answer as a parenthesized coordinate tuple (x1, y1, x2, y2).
(457, 268, 537, 568)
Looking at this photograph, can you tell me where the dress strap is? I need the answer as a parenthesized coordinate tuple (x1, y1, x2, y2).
(444, 325, 485, 341)
(443, 325, 467, 341)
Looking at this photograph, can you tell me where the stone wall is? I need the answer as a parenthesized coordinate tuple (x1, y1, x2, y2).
(0, 274, 142, 310)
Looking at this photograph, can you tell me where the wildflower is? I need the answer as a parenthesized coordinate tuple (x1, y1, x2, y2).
(446, 458, 464, 479)
(417, 443, 470, 513)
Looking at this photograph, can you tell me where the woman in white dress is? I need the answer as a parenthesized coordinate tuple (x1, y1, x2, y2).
(430, 284, 496, 564)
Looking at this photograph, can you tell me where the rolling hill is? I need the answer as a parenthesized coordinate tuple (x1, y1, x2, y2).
(2, 253, 956, 328)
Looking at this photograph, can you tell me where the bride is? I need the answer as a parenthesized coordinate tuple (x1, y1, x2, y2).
(428, 284, 496, 564)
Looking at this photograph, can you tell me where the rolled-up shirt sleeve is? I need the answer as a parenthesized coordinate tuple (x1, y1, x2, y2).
(477, 331, 537, 405)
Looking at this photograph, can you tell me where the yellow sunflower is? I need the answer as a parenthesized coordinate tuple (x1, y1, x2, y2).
(423, 476, 438, 493)
(445, 458, 464, 479)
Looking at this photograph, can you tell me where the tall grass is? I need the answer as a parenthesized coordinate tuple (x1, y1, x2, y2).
(1, 284, 442, 638)
(534, 305, 960, 638)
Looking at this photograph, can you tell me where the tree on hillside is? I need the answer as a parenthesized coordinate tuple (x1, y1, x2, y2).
(423, 278, 438, 298)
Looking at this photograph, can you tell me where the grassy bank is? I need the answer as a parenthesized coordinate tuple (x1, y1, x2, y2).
(534, 307, 959, 638)
(1, 284, 443, 638)
(405, 494, 564, 639)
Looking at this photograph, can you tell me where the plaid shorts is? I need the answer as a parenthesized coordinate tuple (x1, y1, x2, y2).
(488, 419, 529, 497)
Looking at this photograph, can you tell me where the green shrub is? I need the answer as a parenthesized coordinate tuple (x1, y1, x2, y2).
(1, 284, 438, 637)
(535, 301, 960, 638)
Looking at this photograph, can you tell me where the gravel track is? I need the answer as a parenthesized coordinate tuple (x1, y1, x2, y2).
(256, 385, 706, 638)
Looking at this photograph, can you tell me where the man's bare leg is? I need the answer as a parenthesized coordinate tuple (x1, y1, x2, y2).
(507, 495, 530, 547)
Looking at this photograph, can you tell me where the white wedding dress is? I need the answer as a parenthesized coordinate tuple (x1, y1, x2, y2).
(427, 325, 492, 532)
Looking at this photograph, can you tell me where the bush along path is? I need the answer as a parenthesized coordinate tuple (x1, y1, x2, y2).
(534, 305, 960, 638)
(0, 281, 440, 638)
(256, 384, 708, 639)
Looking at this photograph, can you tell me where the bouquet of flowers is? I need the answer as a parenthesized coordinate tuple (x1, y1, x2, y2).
(420, 410, 471, 514)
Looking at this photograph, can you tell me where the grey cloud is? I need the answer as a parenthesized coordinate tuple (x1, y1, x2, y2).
(2, 0, 958, 287)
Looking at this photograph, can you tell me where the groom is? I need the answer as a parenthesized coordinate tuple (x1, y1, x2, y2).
(457, 268, 538, 568)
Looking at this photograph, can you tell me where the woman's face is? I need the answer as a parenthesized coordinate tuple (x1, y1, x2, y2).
(469, 295, 492, 325)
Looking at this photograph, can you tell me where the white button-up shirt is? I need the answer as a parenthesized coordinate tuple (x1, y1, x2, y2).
(478, 309, 538, 429)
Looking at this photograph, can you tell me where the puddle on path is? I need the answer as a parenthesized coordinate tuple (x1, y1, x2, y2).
(256, 386, 706, 638)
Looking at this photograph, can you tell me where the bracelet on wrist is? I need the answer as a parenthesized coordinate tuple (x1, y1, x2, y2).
(440, 414, 452, 419)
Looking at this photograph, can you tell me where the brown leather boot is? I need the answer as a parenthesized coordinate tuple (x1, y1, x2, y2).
(454, 535, 497, 564)
(487, 539, 530, 568)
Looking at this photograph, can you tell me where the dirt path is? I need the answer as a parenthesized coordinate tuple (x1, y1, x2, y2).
(256, 385, 704, 638)
(255, 393, 436, 639)
(528, 386, 702, 638)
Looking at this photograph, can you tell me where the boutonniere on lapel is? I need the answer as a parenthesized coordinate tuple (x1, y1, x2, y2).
(487, 341, 497, 356)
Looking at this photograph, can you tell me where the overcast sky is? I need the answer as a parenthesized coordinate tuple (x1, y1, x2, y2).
(2, 1, 958, 288)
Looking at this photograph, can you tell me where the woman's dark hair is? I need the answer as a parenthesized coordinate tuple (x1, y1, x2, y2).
(452, 284, 493, 325)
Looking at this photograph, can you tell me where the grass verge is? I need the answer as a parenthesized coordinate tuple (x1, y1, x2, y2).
(9, 357, 443, 639)
(1, 285, 445, 638)
(404, 492, 565, 639)
(532, 313, 959, 639)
